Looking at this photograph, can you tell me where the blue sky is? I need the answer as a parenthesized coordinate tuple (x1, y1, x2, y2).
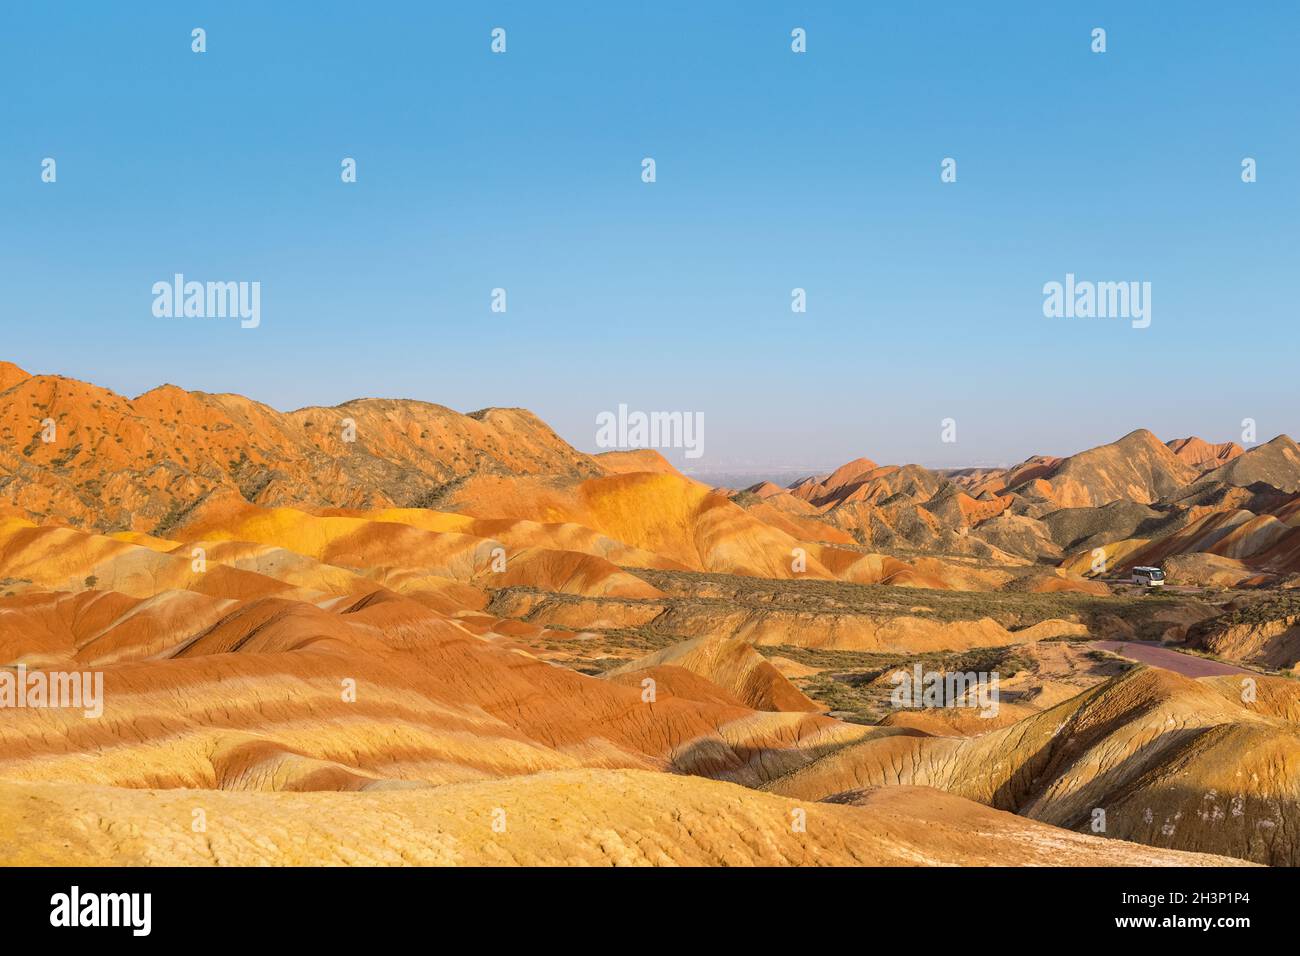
(3, 2, 1296, 473)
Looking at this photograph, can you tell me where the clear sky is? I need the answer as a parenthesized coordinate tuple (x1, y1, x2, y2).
(3, 2, 1296, 473)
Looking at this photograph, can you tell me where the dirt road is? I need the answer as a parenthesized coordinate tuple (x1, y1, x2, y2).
(1088, 640, 1254, 678)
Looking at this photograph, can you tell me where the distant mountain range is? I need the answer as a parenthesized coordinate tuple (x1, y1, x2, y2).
(4, 360, 1300, 589)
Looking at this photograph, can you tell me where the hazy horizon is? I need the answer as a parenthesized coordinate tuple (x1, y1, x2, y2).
(0, 351, 1284, 476)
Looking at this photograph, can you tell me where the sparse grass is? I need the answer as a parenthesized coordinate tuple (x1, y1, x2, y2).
(1084, 649, 1136, 671)
(488, 567, 1233, 676)
(488, 567, 1282, 697)
(1216, 594, 1300, 627)
(798, 674, 886, 724)
(755, 643, 1042, 724)
(632, 567, 1211, 635)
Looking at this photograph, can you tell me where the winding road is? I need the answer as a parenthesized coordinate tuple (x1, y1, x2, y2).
(1087, 640, 1255, 678)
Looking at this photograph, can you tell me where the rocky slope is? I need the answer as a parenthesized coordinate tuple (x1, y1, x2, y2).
(0, 771, 1245, 866)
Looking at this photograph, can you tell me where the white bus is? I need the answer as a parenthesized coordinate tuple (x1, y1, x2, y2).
(1130, 566, 1166, 587)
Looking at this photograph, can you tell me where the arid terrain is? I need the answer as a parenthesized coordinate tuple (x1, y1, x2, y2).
(2, 361, 1298, 866)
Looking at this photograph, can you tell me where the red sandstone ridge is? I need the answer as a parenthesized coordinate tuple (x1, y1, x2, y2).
(1167, 436, 1245, 471)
